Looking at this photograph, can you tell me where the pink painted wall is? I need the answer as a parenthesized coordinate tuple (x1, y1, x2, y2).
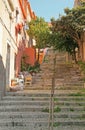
(23, 47, 36, 66)
(15, 47, 36, 77)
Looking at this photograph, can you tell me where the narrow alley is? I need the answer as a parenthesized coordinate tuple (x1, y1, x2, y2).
(0, 49, 85, 130)
(0, 0, 85, 129)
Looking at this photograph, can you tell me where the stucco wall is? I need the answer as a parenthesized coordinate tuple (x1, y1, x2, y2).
(0, 0, 17, 93)
(23, 48, 36, 66)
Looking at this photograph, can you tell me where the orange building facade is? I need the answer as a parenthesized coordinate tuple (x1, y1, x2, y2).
(15, 0, 36, 76)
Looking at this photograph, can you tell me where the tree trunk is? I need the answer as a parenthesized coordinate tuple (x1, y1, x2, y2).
(77, 40, 83, 61)
(82, 32, 85, 61)
(73, 49, 77, 63)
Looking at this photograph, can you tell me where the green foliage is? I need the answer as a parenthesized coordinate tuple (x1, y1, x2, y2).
(70, 108, 74, 111)
(69, 92, 83, 96)
(53, 122, 60, 127)
(49, 32, 78, 53)
(54, 106, 61, 112)
(27, 17, 50, 49)
(54, 98, 58, 101)
(42, 108, 49, 112)
(78, 61, 85, 74)
(21, 63, 40, 73)
(49, 3, 85, 61)
(21, 55, 29, 71)
(21, 54, 40, 73)
(27, 62, 40, 73)
(51, 5, 85, 43)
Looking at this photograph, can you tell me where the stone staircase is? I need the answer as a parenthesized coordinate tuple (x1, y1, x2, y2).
(0, 90, 85, 130)
(0, 49, 85, 130)
(54, 62, 84, 90)
(0, 93, 50, 130)
(27, 49, 85, 90)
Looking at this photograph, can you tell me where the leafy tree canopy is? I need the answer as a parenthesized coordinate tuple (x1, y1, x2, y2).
(51, 3, 85, 45)
(49, 2, 85, 62)
(27, 17, 50, 49)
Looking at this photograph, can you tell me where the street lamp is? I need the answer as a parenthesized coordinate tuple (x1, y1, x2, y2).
(33, 39, 36, 46)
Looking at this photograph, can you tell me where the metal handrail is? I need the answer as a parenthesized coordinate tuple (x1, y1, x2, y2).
(48, 52, 56, 130)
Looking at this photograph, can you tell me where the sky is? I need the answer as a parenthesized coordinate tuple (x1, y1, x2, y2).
(29, 0, 74, 22)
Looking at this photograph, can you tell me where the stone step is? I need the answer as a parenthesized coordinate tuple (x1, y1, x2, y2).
(24, 85, 85, 90)
(24, 86, 52, 90)
(0, 120, 48, 127)
(0, 100, 49, 106)
(2, 96, 50, 101)
(0, 105, 48, 112)
(31, 82, 85, 89)
(1, 50, 85, 130)
(0, 104, 84, 112)
(45, 105, 85, 112)
(55, 86, 85, 89)
(5, 89, 85, 96)
(55, 82, 84, 86)
(54, 112, 85, 118)
(32, 80, 84, 85)
(54, 96, 85, 101)
(32, 74, 84, 84)
(3, 95, 85, 103)
(32, 80, 52, 84)
(0, 111, 49, 118)
(0, 126, 85, 130)
(0, 127, 48, 130)
(0, 111, 84, 119)
(5, 92, 51, 97)
(0, 99, 85, 107)
(55, 78, 84, 82)
(53, 119, 85, 126)
(54, 101, 85, 106)
(0, 118, 84, 127)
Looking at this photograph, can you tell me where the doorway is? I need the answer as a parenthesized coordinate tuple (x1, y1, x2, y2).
(6, 44, 10, 90)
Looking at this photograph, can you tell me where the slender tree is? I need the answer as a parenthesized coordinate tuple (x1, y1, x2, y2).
(27, 17, 50, 48)
(27, 17, 50, 61)
(51, 2, 85, 60)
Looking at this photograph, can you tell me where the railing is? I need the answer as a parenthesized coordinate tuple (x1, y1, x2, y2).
(48, 52, 56, 130)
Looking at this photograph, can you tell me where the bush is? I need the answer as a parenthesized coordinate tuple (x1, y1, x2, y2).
(78, 61, 85, 74)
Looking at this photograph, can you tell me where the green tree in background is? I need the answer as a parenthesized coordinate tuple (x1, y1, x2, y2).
(27, 17, 50, 48)
(27, 17, 50, 62)
(50, 2, 85, 61)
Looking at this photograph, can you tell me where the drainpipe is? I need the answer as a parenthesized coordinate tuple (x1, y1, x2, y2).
(7, 0, 14, 11)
